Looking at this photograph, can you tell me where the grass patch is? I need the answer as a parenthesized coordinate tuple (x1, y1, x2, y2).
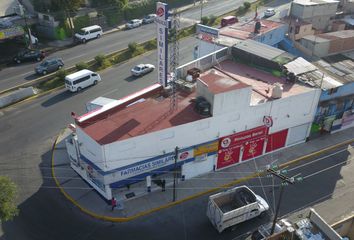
(37, 77, 64, 91)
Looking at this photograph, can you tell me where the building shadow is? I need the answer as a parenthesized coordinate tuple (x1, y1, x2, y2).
(41, 90, 76, 107)
(0, 139, 352, 240)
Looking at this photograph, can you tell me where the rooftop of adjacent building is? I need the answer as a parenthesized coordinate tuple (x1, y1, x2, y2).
(315, 53, 354, 84)
(292, 0, 339, 6)
(301, 30, 354, 42)
(219, 19, 284, 40)
(77, 60, 314, 145)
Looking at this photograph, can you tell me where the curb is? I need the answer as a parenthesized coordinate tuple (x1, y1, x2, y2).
(51, 130, 354, 222)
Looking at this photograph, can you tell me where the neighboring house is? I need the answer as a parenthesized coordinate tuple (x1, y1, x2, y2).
(194, 19, 288, 59)
(286, 17, 315, 41)
(299, 30, 354, 57)
(0, 0, 19, 17)
(290, 0, 339, 31)
(283, 56, 354, 135)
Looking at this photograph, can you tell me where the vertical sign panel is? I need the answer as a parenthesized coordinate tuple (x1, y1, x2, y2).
(266, 129, 288, 153)
(217, 145, 241, 169)
(241, 138, 265, 161)
(156, 2, 168, 87)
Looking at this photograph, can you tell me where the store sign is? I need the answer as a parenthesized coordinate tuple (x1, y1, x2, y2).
(219, 126, 268, 149)
(0, 26, 24, 40)
(194, 141, 218, 156)
(196, 24, 219, 43)
(196, 24, 219, 38)
(155, 2, 169, 87)
(217, 126, 268, 169)
(242, 138, 265, 161)
(217, 145, 241, 169)
(84, 163, 105, 192)
(115, 149, 193, 181)
(263, 116, 273, 127)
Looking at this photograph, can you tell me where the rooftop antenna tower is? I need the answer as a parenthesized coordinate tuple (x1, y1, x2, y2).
(168, 9, 180, 113)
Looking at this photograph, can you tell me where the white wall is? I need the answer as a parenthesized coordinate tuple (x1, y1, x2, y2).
(197, 40, 224, 58)
(100, 88, 321, 174)
(182, 155, 215, 179)
(212, 87, 252, 116)
(76, 127, 105, 170)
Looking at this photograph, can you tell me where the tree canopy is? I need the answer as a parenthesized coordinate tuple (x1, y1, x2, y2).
(0, 176, 19, 222)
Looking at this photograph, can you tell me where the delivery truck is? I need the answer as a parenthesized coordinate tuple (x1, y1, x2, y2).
(207, 185, 269, 233)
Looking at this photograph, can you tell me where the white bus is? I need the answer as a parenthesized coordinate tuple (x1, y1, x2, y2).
(65, 69, 101, 92)
(75, 25, 103, 43)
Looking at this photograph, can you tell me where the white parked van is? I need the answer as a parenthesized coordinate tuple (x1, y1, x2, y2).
(75, 25, 103, 43)
(65, 69, 101, 92)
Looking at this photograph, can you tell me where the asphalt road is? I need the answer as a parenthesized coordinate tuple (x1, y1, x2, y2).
(0, 0, 251, 92)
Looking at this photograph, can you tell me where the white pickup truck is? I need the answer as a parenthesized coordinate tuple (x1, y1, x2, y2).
(207, 185, 269, 233)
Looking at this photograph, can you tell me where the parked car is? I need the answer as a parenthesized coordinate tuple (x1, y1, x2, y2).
(35, 58, 64, 75)
(126, 19, 143, 29)
(264, 8, 276, 18)
(221, 16, 238, 27)
(131, 64, 155, 76)
(143, 14, 157, 24)
(13, 49, 45, 64)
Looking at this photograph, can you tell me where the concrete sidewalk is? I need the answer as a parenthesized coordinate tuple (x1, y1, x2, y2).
(52, 130, 354, 221)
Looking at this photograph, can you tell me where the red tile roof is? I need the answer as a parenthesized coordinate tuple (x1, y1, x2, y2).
(199, 70, 249, 94)
(220, 19, 283, 40)
(80, 91, 208, 145)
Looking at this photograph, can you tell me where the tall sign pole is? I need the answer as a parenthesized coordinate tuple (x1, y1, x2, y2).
(155, 2, 169, 88)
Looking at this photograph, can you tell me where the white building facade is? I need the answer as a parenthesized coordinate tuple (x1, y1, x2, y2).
(66, 49, 321, 200)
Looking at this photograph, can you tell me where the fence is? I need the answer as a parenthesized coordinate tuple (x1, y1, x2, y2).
(177, 47, 230, 79)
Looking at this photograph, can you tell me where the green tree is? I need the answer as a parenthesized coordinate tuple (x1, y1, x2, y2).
(118, 0, 130, 20)
(0, 176, 19, 222)
(243, 1, 251, 10)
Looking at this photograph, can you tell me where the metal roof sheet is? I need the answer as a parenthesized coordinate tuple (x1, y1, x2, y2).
(284, 57, 318, 76)
(233, 39, 285, 61)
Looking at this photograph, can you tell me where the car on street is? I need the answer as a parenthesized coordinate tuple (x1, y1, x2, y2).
(263, 8, 276, 18)
(143, 14, 157, 24)
(126, 19, 143, 29)
(13, 49, 45, 64)
(35, 58, 64, 75)
(131, 64, 155, 76)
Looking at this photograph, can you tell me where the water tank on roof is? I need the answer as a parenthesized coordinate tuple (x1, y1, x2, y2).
(186, 74, 193, 82)
(272, 83, 283, 99)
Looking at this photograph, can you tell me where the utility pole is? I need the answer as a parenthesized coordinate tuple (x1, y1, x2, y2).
(172, 146, 179, 202)
(266, 167, 300, 235)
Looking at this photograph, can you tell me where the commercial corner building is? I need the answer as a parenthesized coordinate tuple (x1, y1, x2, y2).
(65, 47, 321, 200)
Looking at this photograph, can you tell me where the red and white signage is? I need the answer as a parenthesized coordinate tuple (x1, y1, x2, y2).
(217, 126, 268, 169)
(155, 2, 168, 87)
(266, 129, 288, 153)
(263, 116, 273, 127)
(217, 145, 241, 169)
(242, 138, 265, 161)
(219, 126, 268, 149)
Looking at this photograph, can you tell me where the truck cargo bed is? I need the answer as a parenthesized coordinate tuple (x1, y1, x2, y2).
(213, 187, 257, 213)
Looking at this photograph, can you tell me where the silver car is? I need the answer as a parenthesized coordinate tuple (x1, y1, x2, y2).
(131, 64, 155, 76)
(35, 58, 64, 75)
(126, 19, 143, 29)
